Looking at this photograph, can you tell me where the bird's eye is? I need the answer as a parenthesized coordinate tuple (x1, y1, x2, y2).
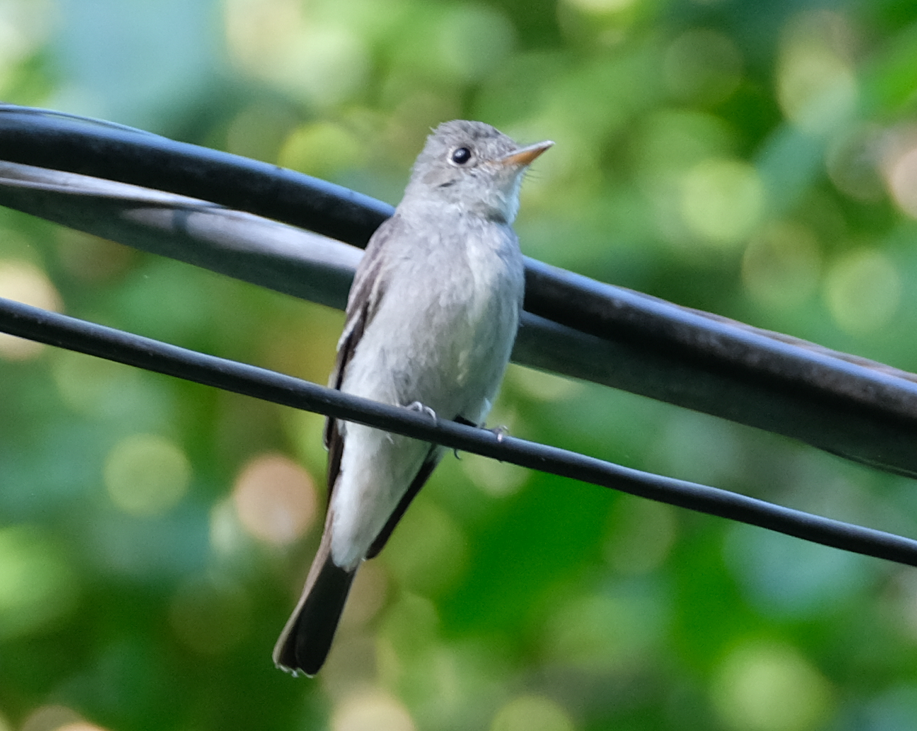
(450, 147, 472, 165)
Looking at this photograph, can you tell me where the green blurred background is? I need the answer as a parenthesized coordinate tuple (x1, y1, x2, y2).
(2, 0, 917, 729)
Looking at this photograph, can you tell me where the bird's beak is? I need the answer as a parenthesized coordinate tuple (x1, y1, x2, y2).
(498, 140, 554, 167)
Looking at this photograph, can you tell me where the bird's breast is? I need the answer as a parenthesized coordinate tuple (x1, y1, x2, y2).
(344, 220, 523, 421)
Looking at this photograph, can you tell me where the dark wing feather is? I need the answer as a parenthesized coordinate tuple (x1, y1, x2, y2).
(322, 215, 459, 558)
(366, 417, 476, 558)
(323, 217, 399, 494)
(366, 447, 439, 558)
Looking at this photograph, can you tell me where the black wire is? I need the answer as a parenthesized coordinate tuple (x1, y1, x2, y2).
(2, 295, 916, 568)
(0, 104, 392, 246)
(522, 261, 917, 478)
(3, 105, 917, 477)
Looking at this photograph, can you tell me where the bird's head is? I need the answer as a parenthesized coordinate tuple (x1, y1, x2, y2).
(403, 120, 553, 224)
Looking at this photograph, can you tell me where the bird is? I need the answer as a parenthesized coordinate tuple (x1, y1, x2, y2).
(272, 120, 553, 675)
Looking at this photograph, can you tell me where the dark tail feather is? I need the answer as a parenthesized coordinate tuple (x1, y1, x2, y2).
(273, 531, 356, 676)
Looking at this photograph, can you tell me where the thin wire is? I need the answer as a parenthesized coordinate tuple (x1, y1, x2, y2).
(2, 295, 915, 568)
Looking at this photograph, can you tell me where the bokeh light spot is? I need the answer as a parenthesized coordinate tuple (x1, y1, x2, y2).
(559, 0, 639, 44)
(383, 500, 467, 595)
(885, 140, 917, 218)
(653, 410, 744, 486)
(604, 495, 677, 574)
(0, 259, 63, 360)
(544, 591, 663, 671)
(726, 524, 869, 617)
(169, 577, 251, 655)
(225, 0, 369, 107)
(637, 110, 736, 179)
(103, 434, 190, 517)
(777, 12, 857, 133)
(0, 0, 53, 81)
(209, 497, 247, 558)
(824, 248, 900, 335)
(232, 453, 317, 546)
(56, 230, 135, 283)
(278, 121, 364, 179)
(51, 349, 143, 418)
(20, 706, 83, 731)
(379, 593, 438, 671)
(712, 642, 834, 731)
(827, 125, 885, 203)
(319, 632, 379, 698)
(436, 5, 516, 83)
(680, 159, 764, 246)
(565, 0, 634, 11)
(664, 28, 743, 105)
(508, 365, 581, 401)
(0, 527, 78, 639)
(491, 695, 575, 731)
(742, 222, 822, 310)
(225, 103, 297, 164)
(332, 690, 416, 731)
(340, 561, 387, 629)
(461, 453, 529, 497)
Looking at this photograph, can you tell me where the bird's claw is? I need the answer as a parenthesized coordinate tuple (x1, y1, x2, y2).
(405, 401, 437, 422)
(488, 425, 509, 443)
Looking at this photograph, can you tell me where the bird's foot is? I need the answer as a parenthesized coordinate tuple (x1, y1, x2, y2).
(488, 425, 509, 443)
(404, 401, 437, 422)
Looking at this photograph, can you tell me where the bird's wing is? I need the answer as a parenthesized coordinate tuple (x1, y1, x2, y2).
(322, 214, 469, 558)
(365, 450, 439, 558)
(365, 415, 476, 558)
(323, 216, 400, 496)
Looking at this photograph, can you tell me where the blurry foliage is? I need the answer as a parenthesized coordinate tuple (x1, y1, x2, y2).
(2, 0, 917, 729)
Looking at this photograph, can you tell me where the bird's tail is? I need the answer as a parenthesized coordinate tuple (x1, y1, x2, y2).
(273, 528, 356, 676)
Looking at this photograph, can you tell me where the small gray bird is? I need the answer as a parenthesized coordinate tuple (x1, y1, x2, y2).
(273, 120, 552, 675)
